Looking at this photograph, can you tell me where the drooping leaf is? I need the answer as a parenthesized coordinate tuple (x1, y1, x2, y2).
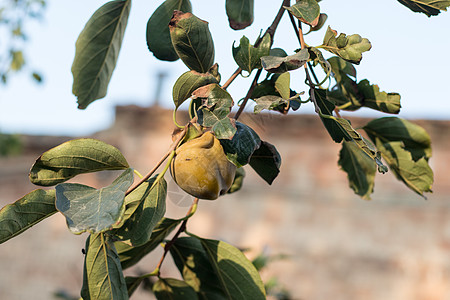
(82, 233, 128, 300)
(0, 189, 56, 244)
(357, 79, 401, 114)
(172, 70, 219, 109)
(72, 0, 131, 109)
(314, 88, 352, 142)
(170, 11, 215, 73)
(29, 138, 129, 186)
(320, 26, 371, 64)
(306, 13, 328, 33)
(338, 141, 376, 200)
(333, 117, 388, 173)
(377, 141, 433, 198)
(55, 168, 133, 234)
(199, 237, 266, 299)
(170, 237, 227, 299)
(220, 122, 261, 167)
(249, 141, 281, 185)
(115, 176, 167, 246)
(232, 34, 271, 74)
(274, 72, 291, 99)
(226, 0, 254, 30)
(284, 0, 320, 27)
(363, 117, 432, 161)
(194, 84, 237, 139)
(146, 0, 192, 61)
(397, 0, 450, 16)
(261, 48, 310, 73)
(153, 278, 198, 300)
(116, 217, 181, 269)
(228, 167, 245, 194)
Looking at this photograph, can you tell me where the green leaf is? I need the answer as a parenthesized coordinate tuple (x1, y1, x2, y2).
(153, 278, 198, 300)
(116, 217, 181, 269)
(82, 233, 128, 300)
(363, 117, 432, 161)
(321, 26, 371, 64)
(170, 11, 215, 73)
(284, 0, 320, 27)
(29, 138, 129, 186)
(226, 0, 254, 30)
(146, 0, 192, 61)
(249, 141, 281, 185)
(199, 237, 266, 299)
(170, 237, 227, 299)
(306, 13, 328, 33)
(173, 70, 219, 109)
(357, 79, 401, 114)
(377, 141, 433, 197)
(220, 122, 261, 167)
(10, 50, 25, 71)
(333, 117, 388, 173)
(0, 189, 56, 244)
(114, 176, 167, 246)
(397, 0, 450, 16)
(338, 141, 376, 200)
(125, 276, 144, 297)
(307, 47, 331, 75)
(55, 168, 133, 234)
(194, 84, 237, 139)
(228, 167, 245, 194)
(254, 95, 299, 114)
(261, 48, 310, 73)
(274, 72, 290, 99)
(232, 34, 271, 74)
(72, 0, 131, 109)
(314, 88, 352, 142)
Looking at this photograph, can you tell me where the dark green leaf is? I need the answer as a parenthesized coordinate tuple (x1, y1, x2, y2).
(377, 141, 433, 197)
(284, 0, 320, 27)
(170, 11, 215, 73)
(29, 138, 129, 186)
(125, 276, 144, 297)
(269, 48, 288, 57)
(397, 0, 450, 16)
(199, 237, 266, 299)
(115, 176, 167, 246)
(220, 122, 261, 167)
(173, 70, 219, 109)
(226, 0, 254, 30)
(146, 0, 192, 61)
(232, 34, 271, 74)
(358, 79, 401, 114)
(82, 233, 128, 300)
(321, 26, 371, 64)
(334, 117, 388, 173)
(116, 217, 181, 269)
(55, 168, 133, 234)
(261, 48, 310, 73)
(194, 84, 237, 139)
(228, 167, 245, 194)
(314, 88, 352, 142)
(249, 141, 281, 185)
(170, 237, 227, 299)
(0, 189, 56, 244)
(338, 141, 376, 200)
(153, 278, 198, 300)
(363, 117, 432, 161)
(72, 0, 131, 109)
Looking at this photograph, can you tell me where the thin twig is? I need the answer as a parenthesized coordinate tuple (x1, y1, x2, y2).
(233, 68, 262, 120)
(155, 198, 199, 276)
(125, 128, 187, 196)
(222, 67, 241, 90)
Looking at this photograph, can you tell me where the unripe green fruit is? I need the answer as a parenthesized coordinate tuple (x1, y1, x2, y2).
(170, 132, 236, 200)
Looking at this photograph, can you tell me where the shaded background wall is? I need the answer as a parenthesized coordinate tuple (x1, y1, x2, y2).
(1, 106, 450, 300)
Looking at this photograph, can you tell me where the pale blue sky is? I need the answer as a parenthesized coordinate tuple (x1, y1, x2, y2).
(0, 0, 449, 135)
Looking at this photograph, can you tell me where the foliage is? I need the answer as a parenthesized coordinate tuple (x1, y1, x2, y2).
(1, 0, 447, 299)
